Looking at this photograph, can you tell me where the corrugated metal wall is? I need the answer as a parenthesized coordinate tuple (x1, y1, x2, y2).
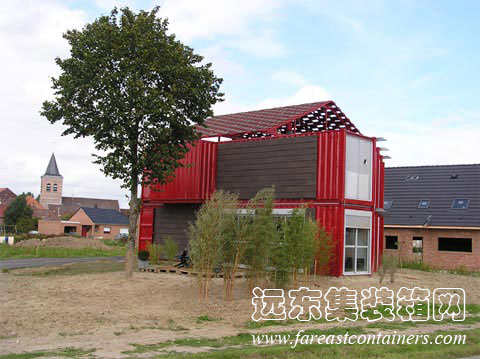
(315, 204, 344, 276)
(316, 131, 346, 201)
(138, 205, 154, 251)
(142, 140, 217, 202)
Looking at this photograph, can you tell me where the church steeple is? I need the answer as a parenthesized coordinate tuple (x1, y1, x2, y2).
(40, 153, 63, 210)
(44, 153, 62, 177)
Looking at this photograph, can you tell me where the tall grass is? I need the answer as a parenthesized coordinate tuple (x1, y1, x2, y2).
(401, 260, 479, 277)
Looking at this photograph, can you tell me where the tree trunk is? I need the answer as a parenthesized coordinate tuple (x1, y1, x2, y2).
(125, 181, 139, 279)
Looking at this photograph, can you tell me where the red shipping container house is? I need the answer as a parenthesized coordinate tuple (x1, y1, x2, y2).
(140, 101, 385, 276)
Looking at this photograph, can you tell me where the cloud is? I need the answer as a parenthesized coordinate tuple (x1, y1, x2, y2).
(257, 85, 331, 109)
(214, 85, 331, 116)
(159, 0, 287, 57)
(364, 112, 480, 166)
(271, 70, 308, 86)
(0, 0, 131, 206)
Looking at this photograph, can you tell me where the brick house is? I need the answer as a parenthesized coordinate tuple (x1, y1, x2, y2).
(0, 188, 17, 225)
(38, 207, 129, 239)
(384, 164, 480, 270)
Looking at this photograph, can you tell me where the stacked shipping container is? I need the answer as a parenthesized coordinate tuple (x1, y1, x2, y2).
(140, 126, 385, 276)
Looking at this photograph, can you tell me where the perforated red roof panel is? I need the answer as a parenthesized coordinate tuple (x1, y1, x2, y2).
(197, 101, 359, 138)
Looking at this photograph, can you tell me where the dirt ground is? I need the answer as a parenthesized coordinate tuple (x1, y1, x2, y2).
(0, 266, 479, 358)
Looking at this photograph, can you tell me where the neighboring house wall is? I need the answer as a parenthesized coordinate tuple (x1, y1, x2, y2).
(69, 209, 94, 226)
(384, 227, 480, 270)
(91, 224, 129, 239)
(38, 220, 81, 235)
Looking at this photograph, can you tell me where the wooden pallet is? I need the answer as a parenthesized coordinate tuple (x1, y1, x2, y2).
(139, 265, 245, 278)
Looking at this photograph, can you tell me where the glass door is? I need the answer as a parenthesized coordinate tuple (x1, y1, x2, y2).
(344, 210, 371, 275)
(344, 228, 370, 273)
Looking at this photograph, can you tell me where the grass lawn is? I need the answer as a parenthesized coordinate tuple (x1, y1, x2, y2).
(0, 243, 125, 259)
(0, 347, 95, 359)
(13, 261, 125, 276)
(122, 328, 480, 359)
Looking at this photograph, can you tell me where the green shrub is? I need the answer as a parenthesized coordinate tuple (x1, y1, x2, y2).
(189, 190, 235, 301)
(147, 243, 163, 265)
(138, 250, 149, 261)
(402, 260, 432, 272)
(16, 216, 38, 233)
(163, 235, 178, 263)
(243, 187, 277, 292)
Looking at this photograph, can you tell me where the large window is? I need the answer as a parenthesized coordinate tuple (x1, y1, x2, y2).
(385, 236, 398, 250)
(438, 237, 472, 252)
(344, 210, 371, 274)
(345, 135, 372, 201)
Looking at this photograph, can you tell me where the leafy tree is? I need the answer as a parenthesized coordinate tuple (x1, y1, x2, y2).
(16, 217, 38, 234)
(4, 194, 33, 226)
(40, 7, 223, 277)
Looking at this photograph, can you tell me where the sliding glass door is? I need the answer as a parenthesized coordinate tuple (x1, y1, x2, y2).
(344, 210, 371, 275)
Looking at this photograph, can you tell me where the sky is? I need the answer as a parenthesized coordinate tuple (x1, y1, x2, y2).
(1, 0, 479, 208)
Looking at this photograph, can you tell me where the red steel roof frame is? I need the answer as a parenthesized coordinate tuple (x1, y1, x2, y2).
(197, 100, 358, 139)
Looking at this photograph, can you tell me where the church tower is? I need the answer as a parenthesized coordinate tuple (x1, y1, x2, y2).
(39, 153, 63, 209)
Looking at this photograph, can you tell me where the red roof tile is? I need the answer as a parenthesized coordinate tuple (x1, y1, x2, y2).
(198, 101, 331, 137)
(197, 101, 360, 138)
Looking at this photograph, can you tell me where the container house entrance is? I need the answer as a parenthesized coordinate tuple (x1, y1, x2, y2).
(344, 209, 372, 274)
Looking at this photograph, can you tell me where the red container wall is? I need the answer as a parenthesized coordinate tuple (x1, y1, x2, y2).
(316, 130, 346, 201)
(138, 205, 154, 251)
(315, 204, 344, 276)
(142, 140, 217, 203)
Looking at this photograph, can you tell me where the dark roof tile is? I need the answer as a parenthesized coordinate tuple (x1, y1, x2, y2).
(384, 164, 480, 227)
(81, 207, 129, 225)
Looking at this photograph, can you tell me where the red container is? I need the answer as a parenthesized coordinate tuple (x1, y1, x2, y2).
(316, 131, 346, 201)
(142, 140, 217, 203)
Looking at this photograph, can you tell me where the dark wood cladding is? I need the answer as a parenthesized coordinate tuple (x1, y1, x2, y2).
(153, 204, 200, 251)
(217, 136, 318, 199)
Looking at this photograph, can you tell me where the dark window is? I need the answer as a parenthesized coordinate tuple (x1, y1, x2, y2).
(418, 200, 430, 209)
(94, 204, 98, 208)
(53, 184, 58, 192)
(46, 183, 51, 192)
(451, 199, 469, 209)
(412, 237, 423, 253)
(385, 236, 398, 250)
(438, 237, 472, 252)
(384, 200, 393, 210)
(405, 175, 420, 181)
(94, 225, 99, 233)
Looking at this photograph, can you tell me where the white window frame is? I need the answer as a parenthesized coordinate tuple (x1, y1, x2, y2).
(344, 209, 372, 275)
(103, 227, 111, 234)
